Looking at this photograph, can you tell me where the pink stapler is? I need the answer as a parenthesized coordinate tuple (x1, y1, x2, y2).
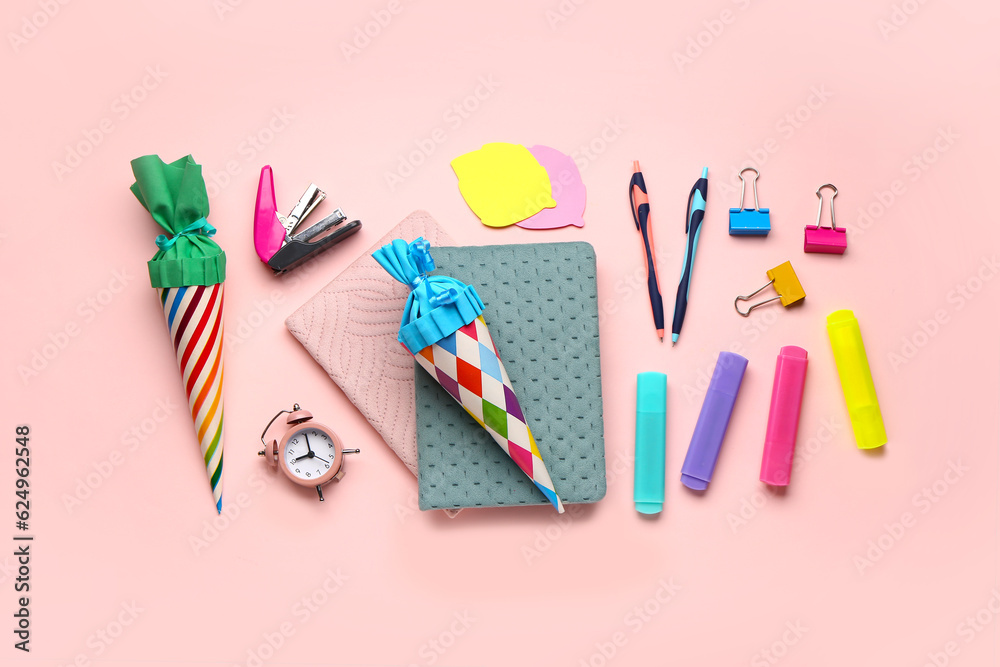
(803, 183, 846, 255)
(254, 165, 361, 273)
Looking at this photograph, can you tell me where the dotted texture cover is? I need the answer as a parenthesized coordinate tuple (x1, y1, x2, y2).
(415, 242, 606, 510)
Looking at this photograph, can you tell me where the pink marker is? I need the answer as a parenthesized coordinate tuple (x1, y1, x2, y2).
(759, 346, 808, 486)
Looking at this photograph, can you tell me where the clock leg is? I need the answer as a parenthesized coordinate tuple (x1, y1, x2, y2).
(316, 485, 325, 502)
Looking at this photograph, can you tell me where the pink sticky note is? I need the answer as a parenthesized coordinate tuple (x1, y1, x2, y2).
(517, 145, 587, 229)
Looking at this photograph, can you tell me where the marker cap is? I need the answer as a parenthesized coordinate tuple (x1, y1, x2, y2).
(634, 372, 667, 514)
(827, 310, 886, 449)
(760, 346, 808, 485)
(681, 352, 748, 491)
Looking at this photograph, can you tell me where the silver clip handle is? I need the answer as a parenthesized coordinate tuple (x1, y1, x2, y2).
(737, 167, 760, 212)
(734, 279, 780, 317)
(813, 184, 838, 230)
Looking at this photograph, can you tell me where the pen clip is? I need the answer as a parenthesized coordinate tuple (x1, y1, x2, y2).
(685, 183, 697, 234)
(685, 173, 708, 234)
(628, 172, 643, 232)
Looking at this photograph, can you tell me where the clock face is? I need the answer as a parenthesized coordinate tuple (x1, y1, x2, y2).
(282, 426, 341, 484)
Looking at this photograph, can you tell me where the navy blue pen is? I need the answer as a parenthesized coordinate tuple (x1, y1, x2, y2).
(630, 161, 665, 341)
(671, 167, 708, 345)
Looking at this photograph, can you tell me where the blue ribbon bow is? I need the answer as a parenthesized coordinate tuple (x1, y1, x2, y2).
(372, 237, 485, 354)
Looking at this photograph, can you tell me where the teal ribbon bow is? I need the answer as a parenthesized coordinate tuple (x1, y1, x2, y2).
(155, 218, 216, 251)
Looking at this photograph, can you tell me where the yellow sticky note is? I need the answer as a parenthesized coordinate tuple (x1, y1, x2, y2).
(451, 143, 556, 227)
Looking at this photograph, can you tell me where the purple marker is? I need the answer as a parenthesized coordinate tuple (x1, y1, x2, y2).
(681, 352, 748, 490)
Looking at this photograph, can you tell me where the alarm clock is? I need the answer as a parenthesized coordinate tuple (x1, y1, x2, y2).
(258, 404, 359, 501)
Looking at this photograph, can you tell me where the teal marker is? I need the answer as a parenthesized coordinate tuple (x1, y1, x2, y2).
(671, 167, 708, 345)
(634, 372, 667, 514)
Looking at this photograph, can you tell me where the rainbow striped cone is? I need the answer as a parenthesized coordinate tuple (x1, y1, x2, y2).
(414, 316, 564, 513)
(159, 283, 225, 512)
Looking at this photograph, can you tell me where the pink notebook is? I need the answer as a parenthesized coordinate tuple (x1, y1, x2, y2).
(285, 211, 459, 515)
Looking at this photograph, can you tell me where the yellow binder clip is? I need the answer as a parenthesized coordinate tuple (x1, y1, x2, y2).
(734, 261, 805, 317)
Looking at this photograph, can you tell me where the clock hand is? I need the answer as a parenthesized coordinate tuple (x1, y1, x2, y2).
(314, 455, 330, 464)
(294, 448, 326, 463)
(304, 433, 314, 454)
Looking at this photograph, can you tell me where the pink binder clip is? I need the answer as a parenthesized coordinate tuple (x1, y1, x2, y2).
(803, 184, 846, 254)
(759, 346, 808, 486)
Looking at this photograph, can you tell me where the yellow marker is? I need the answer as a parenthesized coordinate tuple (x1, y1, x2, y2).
(826, 309, 887, 449)
(451, 143, 556, 227)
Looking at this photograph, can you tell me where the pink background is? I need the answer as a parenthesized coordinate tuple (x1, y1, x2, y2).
(5, 0, 999, 665)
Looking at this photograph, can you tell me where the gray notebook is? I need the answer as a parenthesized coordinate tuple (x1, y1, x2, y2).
(415, 242, 606, 510)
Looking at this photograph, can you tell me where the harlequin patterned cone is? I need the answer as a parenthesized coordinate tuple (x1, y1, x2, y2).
(373, 236, 564, 512)
(414, 316, 564, 512)
(159, 283, 225, 512)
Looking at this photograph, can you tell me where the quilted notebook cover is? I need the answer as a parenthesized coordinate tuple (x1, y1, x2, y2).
(415, 242, 607, 510)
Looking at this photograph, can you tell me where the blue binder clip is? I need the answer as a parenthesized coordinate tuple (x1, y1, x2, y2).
(729, 167, 771, 236)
